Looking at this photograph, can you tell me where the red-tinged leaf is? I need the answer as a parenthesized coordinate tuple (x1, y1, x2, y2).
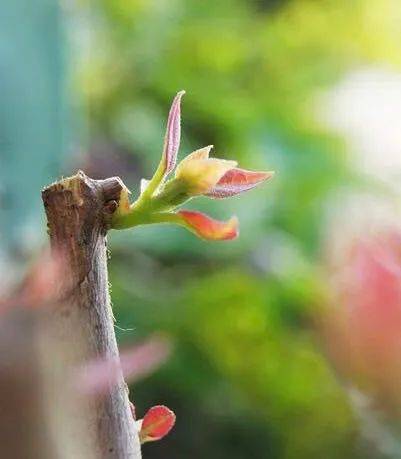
(162, 90, 185, 176)
(178, 210, 239, 241)
(206, 168, 274, 198)
(139, 405, 176, 444)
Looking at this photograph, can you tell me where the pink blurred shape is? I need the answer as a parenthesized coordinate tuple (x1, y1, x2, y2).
(76, 334, 172, 396)
(0, 249, 65, 313)
(324, 231, 401, 411)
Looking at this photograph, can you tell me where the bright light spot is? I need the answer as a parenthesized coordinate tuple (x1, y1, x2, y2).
(319, 68, 401, 183)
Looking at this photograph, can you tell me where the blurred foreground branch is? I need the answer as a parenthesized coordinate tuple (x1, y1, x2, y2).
(0, 310, 56, 458)
(42, 171, 141, 458)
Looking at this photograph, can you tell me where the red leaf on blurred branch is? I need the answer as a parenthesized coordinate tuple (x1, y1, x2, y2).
(138, 405, 176, 444)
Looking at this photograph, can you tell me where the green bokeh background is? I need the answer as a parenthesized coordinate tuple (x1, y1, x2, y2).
(1, 0, 401, 457)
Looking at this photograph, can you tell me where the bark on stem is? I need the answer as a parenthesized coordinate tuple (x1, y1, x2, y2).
(42, 171, 141, 459)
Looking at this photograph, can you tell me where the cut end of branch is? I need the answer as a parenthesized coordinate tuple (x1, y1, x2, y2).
(42, 171, 131, 232)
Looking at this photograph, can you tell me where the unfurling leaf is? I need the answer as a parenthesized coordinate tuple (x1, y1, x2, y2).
(138, 405, 176, 444)
(175, 153, 237, 195)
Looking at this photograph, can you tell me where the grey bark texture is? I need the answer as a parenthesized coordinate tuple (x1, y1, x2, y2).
(42, 171, 142, 459)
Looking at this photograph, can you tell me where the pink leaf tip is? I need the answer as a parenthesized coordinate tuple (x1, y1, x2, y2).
(139, 405, 176, 444)
(206, 168, 274, 198)
(163, 90, 185, 176)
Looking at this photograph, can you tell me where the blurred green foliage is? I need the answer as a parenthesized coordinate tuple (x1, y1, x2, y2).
(74, 0, 400, 457)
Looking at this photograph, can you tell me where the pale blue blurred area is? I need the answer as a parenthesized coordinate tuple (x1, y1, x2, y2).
(0, 0, 68, 254)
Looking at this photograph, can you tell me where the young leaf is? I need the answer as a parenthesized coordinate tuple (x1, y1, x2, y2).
(110, 91, 274, 236)
(136, 91, 185, 203)
(206, 168, 274, 198)
(177, 210, 239, 241)
(162, 90, 185, 175)
(175, 157, 237, 195)
(176, 145, 213, 166)
(139, 405, 176, 444)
